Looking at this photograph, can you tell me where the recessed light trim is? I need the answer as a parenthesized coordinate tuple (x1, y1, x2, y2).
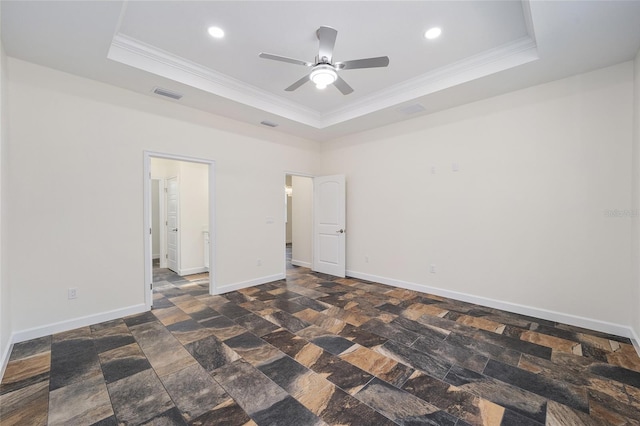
(424, 27, 442, 40)
(208, 26, 225, 39)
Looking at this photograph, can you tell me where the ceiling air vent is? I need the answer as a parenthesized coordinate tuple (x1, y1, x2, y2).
(152, 87, 183, 100)
(398, 103, 425, 115)
(260, 120, 279, 128)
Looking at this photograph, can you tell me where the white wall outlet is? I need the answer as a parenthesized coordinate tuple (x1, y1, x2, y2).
(431, 166, 436, 174)
(452, 163, 459, 172)
(257, 258, 262, 266)
(365, 256, 369, 263)
(430, 264, 436, 274)
(68, 288, 78, 299)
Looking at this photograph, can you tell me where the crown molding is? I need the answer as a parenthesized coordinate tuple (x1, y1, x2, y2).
(108, 33, 323, 127)
(109, 27, 537, 130)
(322, 35, 539, 127)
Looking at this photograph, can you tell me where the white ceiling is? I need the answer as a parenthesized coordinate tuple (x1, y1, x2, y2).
(2, 1, 640, 141)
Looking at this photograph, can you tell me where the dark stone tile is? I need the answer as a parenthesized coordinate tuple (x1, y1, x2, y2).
(355, 377, 458, 425)
(90, 415, 118, 426)
(444, 365, 547, 424)
(185, 336, 239, 372)
(266, 310, 311, 333)
(123, 311, 157, 327)
(268, 298, 307, 314)
(223, 291, 251, 304)
(107, 369, 174, 425)
(317, 294, 353, 309)
(337, 323, 388, 348)
(252, 395, 323, 426)
(93, 334, 136, 354)
(160, 364, 229, 421)
(500, 409, 544, 426)
(8, 336, 51, 361)
(374, 303, 406, 315)
(262, 329, 309, 357)
(402, 371, 503, 425)
(199, 315, 236, 329)
(257, 355, 310, 394)
(315, 385, 397, 426)
(472, 329, 552, 360)
(98, 343, 151, 384)
(378, 340, 452, 379)
(362, 318, 420, 346)
(216, 303, 251, 319)
(310, 335, 355, 355)
(211, 360, 289, 416)
(50, 340, 101, 391)
(445, 332, 522, 366)
(234, 313, 279, 336)
(483, 359, 589, 413)
(291, 296, 331, 312)
(587, 388, 640, 423)
(392, 316, 450, 340)
(188, 400, 252, 426)
(412, 335, 488, 373)
(189, 307, 220, 321)
(589, 363, 640, 388)
(306, 350, 373, 394)
(140, 406, 187, 425)
(151, 297, 175, 309)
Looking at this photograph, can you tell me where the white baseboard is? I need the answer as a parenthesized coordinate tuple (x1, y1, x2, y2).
(214, 273, 285, 295)
(152, 254, 160, 260)
(11, 304, 147, 344)
(347, 270, 636, 341)
(631, 327, 640, 357)
(0, 339, 13, 385)
(291, 259, 311, 268)
(179, 266, 208, 276)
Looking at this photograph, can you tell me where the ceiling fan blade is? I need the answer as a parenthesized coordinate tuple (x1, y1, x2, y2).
(317, 26, 338, 63)
(285, 73, 311, 91)
(337, 56, 390, 70)
(333, 75, 354, 95)
(259, 53, 313, 67)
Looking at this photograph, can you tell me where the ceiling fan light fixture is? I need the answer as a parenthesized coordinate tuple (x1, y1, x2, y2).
(310, 65, 337, 89)
(207, 26, 225, 39)
(424, 27, 442, 40)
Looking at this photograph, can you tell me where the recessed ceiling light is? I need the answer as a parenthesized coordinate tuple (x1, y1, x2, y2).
(208, 26, 225, 39)
(424, 27, 442, 40)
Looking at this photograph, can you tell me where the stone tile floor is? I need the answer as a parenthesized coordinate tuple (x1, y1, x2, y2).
(1, 260, 640, 425)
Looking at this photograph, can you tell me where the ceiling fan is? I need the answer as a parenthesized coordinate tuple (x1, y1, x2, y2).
(259, 26, 389, 95)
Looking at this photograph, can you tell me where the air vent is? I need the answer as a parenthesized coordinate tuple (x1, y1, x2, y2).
(260, 120, 279, 128)
(152, 87, 183, 100)
(398, 103, 425, 115)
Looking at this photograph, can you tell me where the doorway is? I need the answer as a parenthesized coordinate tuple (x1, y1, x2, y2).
(144, 152, 215, 309)
(284, 174, 313, 270)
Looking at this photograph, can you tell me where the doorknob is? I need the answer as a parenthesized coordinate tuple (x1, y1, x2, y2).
(336, 229, 345, 233)
(172, 228, 178, 232)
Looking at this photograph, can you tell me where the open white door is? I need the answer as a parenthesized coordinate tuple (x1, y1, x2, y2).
(166, 176, 180, 273)
(313, 175, 346, 277)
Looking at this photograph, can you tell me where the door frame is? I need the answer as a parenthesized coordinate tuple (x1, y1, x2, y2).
(144, 151, 216, 309)
(284, 172, 315, 273)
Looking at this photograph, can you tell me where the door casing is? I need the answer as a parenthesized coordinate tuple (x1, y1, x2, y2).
(143, 151, 215, 309)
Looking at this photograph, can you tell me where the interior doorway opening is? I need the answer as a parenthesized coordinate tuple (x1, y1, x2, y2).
(285, 174, 313, 271)
(144, 152, 215, 309)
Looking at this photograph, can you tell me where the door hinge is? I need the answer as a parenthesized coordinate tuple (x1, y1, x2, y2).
(165, 254, 168, 259)
(150, 228, 152, 235)
(150, 283, 153, 290)
(165, 188, 168, 193)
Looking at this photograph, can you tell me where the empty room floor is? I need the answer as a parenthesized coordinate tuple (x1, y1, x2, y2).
(1, 266, 640, 425)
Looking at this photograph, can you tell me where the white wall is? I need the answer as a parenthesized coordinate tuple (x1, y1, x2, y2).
(291, 176, 313, 267)
(7, 58, 319, 337)
(0, 20, 11, 367)
(321, 62, 635, 335)
(178, 161, 209, 275)
(633, 49, 640, 343)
